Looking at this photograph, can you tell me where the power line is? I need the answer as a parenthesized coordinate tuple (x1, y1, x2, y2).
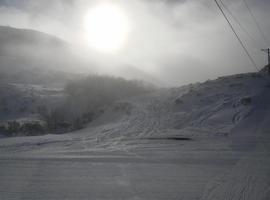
(219, 0, 262, 50)
(214, 0, 259, 71)
(242, 0, 269, 46)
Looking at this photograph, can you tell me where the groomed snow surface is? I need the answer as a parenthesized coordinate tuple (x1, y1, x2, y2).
(0, 73, 270, 200)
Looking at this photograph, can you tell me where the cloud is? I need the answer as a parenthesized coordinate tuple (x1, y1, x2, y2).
(0, 0, 269, 86)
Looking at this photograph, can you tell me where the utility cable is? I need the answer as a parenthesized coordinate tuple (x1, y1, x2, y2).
(219, 0, 262, 50)
(214, 0, 259, 71)
(242, 0, 269, 46)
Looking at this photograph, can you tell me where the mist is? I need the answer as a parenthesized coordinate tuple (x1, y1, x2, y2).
(0, 0, 270, 86)
(2, 1, 270, 198)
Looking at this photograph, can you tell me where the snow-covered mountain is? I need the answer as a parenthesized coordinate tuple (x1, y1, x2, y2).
(0, 72, 269, 199)
(0, 26, 157, 86)
(0, 26, 154, 137)
(0, 72, 269, 151)
(0, 26, 91, 85)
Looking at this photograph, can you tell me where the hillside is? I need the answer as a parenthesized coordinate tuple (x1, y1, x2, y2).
(0, 26, 66, 48)
(0, 72, 268, 150)
(0, 26, 89, 85)
(0, 72, 269, 199)
(0, 26, 156, 86)
(0, 26, 157, 138)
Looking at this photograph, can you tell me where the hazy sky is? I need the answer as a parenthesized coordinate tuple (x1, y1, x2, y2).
(0, 0, 269, 86)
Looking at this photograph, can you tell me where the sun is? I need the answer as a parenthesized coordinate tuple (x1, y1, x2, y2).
(83, 4, 129, 52)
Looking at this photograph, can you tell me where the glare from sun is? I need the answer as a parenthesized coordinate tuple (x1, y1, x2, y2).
(83, 4, 129, 52)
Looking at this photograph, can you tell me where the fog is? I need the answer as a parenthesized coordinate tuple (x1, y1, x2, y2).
(0, 0, 270, 86)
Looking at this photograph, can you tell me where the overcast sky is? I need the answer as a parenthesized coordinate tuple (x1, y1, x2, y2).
(0, 0, 269, 86)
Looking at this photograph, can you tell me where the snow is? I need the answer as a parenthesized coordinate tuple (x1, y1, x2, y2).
(0, 73, 269, 199)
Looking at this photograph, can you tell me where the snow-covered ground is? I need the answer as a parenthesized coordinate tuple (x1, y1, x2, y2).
(0, 73, 269, 199)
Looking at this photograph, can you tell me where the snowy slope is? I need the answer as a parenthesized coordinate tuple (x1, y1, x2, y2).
(0, 72, 268, 152)
(0, 72, 269, 200)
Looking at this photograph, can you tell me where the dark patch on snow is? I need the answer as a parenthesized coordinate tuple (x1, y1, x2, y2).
(141, 137, 192, 141)
(174, 98, 184, 104)
(240, 97, 252, 105)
